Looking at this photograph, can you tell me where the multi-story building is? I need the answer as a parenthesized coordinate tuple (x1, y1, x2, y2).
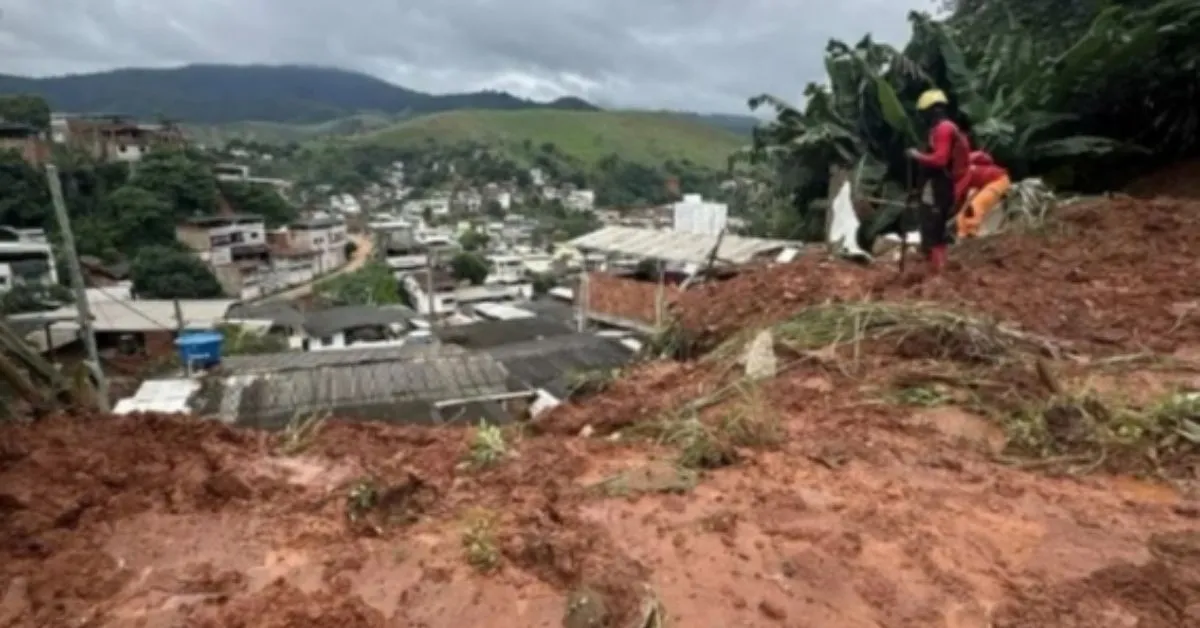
(50, 114, 185, 162)
(0, 227, 57, 293)
(175, 215, 270, 298)
(288, 216, 348, 275)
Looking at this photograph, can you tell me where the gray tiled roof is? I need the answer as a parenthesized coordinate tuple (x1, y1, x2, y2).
(488, 333, 635, 398)
(435, 317, 573, 349)
(220, 343, 462, 373)
(205, 349, 514, 428)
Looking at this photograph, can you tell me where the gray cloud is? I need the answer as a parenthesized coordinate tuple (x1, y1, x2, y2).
(0, 0, 928, 113)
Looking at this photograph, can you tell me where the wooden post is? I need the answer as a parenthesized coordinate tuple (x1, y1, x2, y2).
(46, 164, 108, 411)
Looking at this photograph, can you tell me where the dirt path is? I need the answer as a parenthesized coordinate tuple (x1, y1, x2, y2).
(255, 233, 374, 303)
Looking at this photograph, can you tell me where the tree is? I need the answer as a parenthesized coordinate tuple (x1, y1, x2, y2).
(0, 283, 73, 315)
(530, 272, 557, 296)
(0, 95, 51, 130)
(130, 246, 224, 299)
(449, 252, 489, 285)
(459, 229, 490, 252)
(315, 261, 399, 305)
(132, 150, 218, 217)
(104, 185, 176, 248)
(0, 150, 50, 227)
(733, 2, 1194, 242)
(218, 180, 297, 227)
(483, 199, 506, 219)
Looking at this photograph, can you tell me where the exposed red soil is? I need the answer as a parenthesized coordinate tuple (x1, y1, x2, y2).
(2, 195, 1200, 626)
(1126, 159, 1200, 199)
(587, 197, 1200, 355)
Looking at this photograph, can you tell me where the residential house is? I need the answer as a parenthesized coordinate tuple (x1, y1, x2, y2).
(0, 227, 57, 293)
(0, 122, 50, 166)
(288, 216, 348, 274)
(225, 302, 422, 351)
(215, 162, 293, 193)
(297, 305, 421, 351)
(403, 271, 532, 316)
(672, 194, 729, 235)
(263, 241, 320, 293)
(176, 214, 270, 299)
(55, 114, 185, 162)
(565, 189, 596, 212)
(402, 194, 451, 218)
(486, 254, 526, 284)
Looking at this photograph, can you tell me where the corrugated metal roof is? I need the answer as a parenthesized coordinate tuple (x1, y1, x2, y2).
(209, 351, 514, 427)
(46, 299, 236, 333)
(220, 343, 465, 373)
(568, 226, 803, 265)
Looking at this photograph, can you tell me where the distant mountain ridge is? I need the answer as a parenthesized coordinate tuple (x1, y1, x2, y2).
(0, 64, 758, 135)
(0, 64, 601, 124)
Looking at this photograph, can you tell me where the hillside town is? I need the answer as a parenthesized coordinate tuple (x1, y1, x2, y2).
(0, 107, 778, 424)
(3, 1, 1200, 623)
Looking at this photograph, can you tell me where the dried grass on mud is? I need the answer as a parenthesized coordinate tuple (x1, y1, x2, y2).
(2, 195, 1200, 627)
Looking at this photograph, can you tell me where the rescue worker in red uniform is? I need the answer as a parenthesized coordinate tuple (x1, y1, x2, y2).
(957, 150, 1011, 239)
(907, 89, 971, 273)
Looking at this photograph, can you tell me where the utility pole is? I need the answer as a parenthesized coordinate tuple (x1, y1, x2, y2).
(424, 247, 438, 329)
(46, 164, 109, 411)
(576, 263, 589, 332)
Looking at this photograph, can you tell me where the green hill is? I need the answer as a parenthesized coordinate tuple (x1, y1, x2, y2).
(353, 109, 745, 170)
(185, 113, 400, 145)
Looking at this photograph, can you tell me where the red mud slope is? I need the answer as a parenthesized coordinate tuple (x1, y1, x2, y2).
(1, 194, 1199, 627)
(589, 196, 1200, 354)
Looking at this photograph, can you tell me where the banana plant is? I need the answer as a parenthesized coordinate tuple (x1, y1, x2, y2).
(912, 11, 1133, 178)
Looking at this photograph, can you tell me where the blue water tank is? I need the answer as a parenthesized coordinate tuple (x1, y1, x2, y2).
(175, 330, 225, 369)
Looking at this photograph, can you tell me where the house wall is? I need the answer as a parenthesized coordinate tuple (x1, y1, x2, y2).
(0, 136, 50, 166)
(290, 224, 348, 274)
(176, 221, 267, 256)
(0, 242, 58, 292)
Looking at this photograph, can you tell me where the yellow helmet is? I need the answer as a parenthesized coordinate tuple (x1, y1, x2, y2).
(916, 89, 949, 111)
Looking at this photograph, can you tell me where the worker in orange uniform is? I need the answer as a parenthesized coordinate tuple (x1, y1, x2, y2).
(956, 150, 1011, 239)
(907, 88, 971, 273)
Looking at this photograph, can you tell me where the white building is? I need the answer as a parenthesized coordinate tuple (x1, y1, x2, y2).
(486, 254, 526, 284)
(288, 216, 348, 274)
(403, 195, 452, 217)
(401, 274, 532, 316)
(565, 189, 596, 212)
(175, 215, 267, 266)
(672, 193, 729, 236)
(0, 228, 57, 293)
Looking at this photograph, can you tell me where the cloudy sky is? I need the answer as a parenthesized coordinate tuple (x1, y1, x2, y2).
(0, 0, 931, 113)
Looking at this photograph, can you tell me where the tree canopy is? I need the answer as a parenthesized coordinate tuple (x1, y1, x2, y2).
(737, 0, 1200, 242)
(130, 246, 224, 299)
(0, 94, 51, 130)
(449, 252, 489, 286)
